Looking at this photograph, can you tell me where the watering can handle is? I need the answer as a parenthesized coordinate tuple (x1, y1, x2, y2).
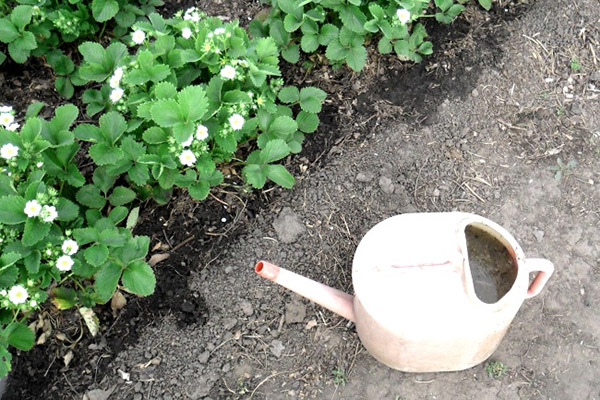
(524, 258, 554, 299)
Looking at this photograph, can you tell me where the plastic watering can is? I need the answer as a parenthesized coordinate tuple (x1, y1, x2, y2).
(255, 212, 554, 372)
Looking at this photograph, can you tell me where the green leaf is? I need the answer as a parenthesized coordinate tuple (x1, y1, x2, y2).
(319, 24, 339, 46)
(283, 13, 303, 32)
(259, 139, 291, 163)
(0, 196, 26, 225)
(94, 262, 122, 303)
(339, 5, 367, 34)
(243, 164, 266, 188)
(11, 5, 33, 31)
(85, 244, 109, 267)
(301, 33, 319, 53)
(346, 45, 367, 71)
(92, 167, 117, 194)
(0, 19, 19, 43)
(178, 86, 207, 122)
(281, 44, 300, 64)
(265, 164, 294, 188)
(0, 252, 21, 269)
(478, 0, 492, 11)
(108, 206, 128, 225)
(188, 181, 210, 200)
(24, 251, 40, 274)
(55, 77, 74, 99)
(142, 127, 168, 144)
(22, 218, 50, 246)
(99, 111, 127, 145)
(109, 186, 136, 206)
(73, 227, 100, 245)
(51, 287, 78, 310)
(297, 111, 319, 133)
(6, 322, 34, 351)
(268, 116, 297, 138)
(154, 81, 177, 99)
(89, 143, 124, 165)
(78, 42, 105, 66)
(278, 86, 300, 103)
(56, 198, 79, 221)
(91, 0, 120, 22)
(151, 99, 183, 127)
(0, 266, 17, 288)
(13, 31, 36, 50)
(8, 41, 30, 63)
(299, 87, 327, 113)
(126, 207, 140, 230)
(121, 260, 155, 296)
(325, 38, 348, 61)
(76, 185, 106, 209)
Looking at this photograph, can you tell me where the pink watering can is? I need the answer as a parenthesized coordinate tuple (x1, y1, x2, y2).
(255, 212, 554, 372)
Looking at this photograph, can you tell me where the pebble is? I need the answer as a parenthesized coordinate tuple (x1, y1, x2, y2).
(270, 340, 284, 357)
(590, 71, 600, 82)
(285, 300, 306, 324)
(533, 230, 545, 242)
(272, 207, 306, 244)
(240, 301, 254, 316)
(356, 172, 374, 182)
(198, 351, 210, 363)
(133, 395, 142, 400)
(471, 88, 479, 97)
(378, 176, 395, 194)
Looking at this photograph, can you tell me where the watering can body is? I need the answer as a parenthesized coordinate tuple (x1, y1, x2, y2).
(256, 212, 554, 372)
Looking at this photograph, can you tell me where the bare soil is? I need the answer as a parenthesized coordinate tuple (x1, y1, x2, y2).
(3, 0, 600, 399)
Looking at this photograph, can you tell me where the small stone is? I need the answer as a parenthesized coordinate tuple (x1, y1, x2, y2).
(433, 188, 440, 197)
(222, 363, 230, 373)
(198, 351, 210, 363)
(590, 71, 600, 82)
(378, 176, 395, 194)
(571, 102, 583, 115)
(533, 230, 545, 242)
(285, 300, 306, 324)
(270, 340, 284, 357)
(471, 88, 479, 97)
(356, 172, 374, 183)
(225, 266, 233, 274)
(272, 207, 305, 244)
(133, 395, 142, 400)
(240, 301, 254, 316)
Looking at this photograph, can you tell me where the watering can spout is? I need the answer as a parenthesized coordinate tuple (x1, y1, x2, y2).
(255, 261, 355, 323)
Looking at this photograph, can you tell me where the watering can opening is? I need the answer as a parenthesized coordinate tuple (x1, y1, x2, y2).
(464, 223, 518, 305)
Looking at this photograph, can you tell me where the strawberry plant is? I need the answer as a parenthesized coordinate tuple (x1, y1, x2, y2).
(0, 103, 153, 377)
(250, 0, 493, 71)
(76, 9, 325, 203)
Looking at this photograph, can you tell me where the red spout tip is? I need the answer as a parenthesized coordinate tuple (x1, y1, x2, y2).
(255, 261, 280, 281)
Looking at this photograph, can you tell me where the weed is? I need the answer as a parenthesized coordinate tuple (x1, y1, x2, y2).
(570, 57, 582, 71)
(332, 366, 346, 386)
(485, 360, 507, 379)
(547, 157, 577, 181)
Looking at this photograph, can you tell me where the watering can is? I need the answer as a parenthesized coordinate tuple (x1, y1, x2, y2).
(255, 212, 554, 372)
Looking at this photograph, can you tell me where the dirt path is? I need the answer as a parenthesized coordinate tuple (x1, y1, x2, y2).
(7, 0, 599, 399)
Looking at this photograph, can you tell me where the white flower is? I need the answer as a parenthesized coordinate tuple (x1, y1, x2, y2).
(132, 29, 146, 44)
(56, 255, 74, 272)
(36, 162, 43, 168)
(113, 67, 123, 79)
(220, 65, 236, 80)
(6, 123, 19, 131)
(191, 12, 200, 22)
(0, 106, 12, 113)
(0, 143, 19, 160)
(30, 300, 37, 307)
(62, 239, 79, 255)
(182, 27, 192, 39)
(110, 87, 124, 103)
(229, 113, 245, 130)
(41, 205, 58, 223)
(45, 249, 52, 256)
(196, 124, 208, 140)
(8, 285, 28, 305)
(179, 149, 196, 166)
(109, 75, 121, 88)
(214, 27, 225, 35)
(24, 200, 42, 218)
(182, 134, 194, 147)
(0, 290, 6, 296)
(0, 112, 14, 128)
(396, 8, 411, 24)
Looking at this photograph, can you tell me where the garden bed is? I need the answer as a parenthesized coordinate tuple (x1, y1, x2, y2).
(2, 0, 600, 399)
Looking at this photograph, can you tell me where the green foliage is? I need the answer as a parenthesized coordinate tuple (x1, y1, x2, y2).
(0, 0, 164, 98)
(252, 0, 494, 70)
(76, 10, 325, 199)
(0, 105, 152, 377)
(485, 360, 507, 379)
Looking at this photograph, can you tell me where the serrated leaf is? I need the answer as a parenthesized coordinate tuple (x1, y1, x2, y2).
(142, 127, 168, 144)
(56, 198, 79, 221)
(178, 86, 207, 122)
(0, 196, 26, 225)
(108, 206, 128, 225)
(0, 19, 20, 43)
(89, 143, 124, 165)
(76, 185, 106, 209)
(265, 164, 294, 188)
(297, 111, 319, 133)
(51, 287, 78, 310)
(301, 34, 319, 53)
(121, 260, 155, 296)
(478, 0, 492, 11)
(259, 139, 291, 164)
(6, 322, 34, 351)
(22, 217, 50, 246)
(281, 44, 300, 64)
(267, 116, 297, 138)
(73, 227, 99, 245)
(154, 81, 177, 99)
(242, 164, 266, 189)
(11, 5, 33, 31)
(278, 86, 300, 103)
(188, 181, 210, 200)
(91, 0, 119, 22)
(85, 244, 109, 267)
(347, 45, 367, 71)
(299, 87, 327, 113)
(108, 186, 136, 206)
(0, 266, 17, 288)
(151, 99, 182, 127)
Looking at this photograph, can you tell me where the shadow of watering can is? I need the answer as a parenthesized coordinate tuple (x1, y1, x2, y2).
(255, 212, 554, 372)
